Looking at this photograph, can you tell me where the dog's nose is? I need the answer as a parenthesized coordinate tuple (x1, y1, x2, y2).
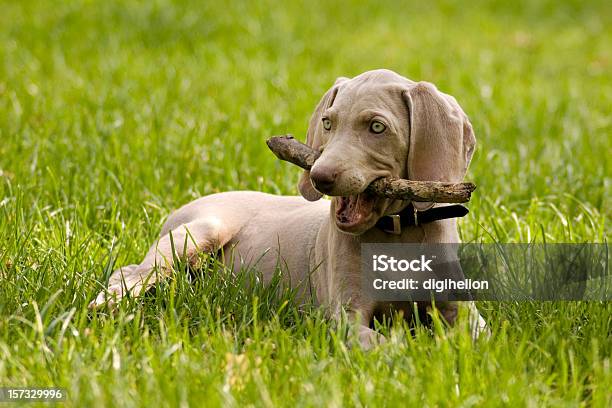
(310, 165, 337, 194)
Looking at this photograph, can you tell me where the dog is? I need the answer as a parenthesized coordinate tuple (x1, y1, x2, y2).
(91, 69, 488, 347)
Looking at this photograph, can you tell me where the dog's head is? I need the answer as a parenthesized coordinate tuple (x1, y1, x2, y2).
(298, 69, 476, 235)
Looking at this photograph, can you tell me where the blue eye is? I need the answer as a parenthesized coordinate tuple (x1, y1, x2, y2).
(322, 118, 332, 130)
(370, 121, 386, 134)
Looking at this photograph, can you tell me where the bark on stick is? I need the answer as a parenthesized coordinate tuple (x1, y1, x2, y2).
(266, 134, 476, 203)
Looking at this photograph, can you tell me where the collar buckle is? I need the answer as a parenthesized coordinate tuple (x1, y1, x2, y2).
(382, 214, 402, 235)
(376, 203, 470, 234)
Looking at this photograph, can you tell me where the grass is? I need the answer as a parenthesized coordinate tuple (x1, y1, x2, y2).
(0, 0, 610, 406)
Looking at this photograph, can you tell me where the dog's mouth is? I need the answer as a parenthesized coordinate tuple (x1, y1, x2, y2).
(334, 192, 378, 232)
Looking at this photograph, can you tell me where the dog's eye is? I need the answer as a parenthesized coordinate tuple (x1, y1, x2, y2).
(369, 120, 386, 134)
(322, 118, 332, 131)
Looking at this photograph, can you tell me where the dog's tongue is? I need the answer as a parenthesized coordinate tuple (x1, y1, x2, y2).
(335, 193, 376, 225)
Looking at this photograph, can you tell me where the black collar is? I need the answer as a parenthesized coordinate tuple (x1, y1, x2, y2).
(375, 203, 469, 235)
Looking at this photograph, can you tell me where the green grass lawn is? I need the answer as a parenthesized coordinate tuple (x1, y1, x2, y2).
(0, 0, 610, 406)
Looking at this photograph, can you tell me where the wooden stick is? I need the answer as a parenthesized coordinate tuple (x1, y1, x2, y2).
(266, 135, 476, 203)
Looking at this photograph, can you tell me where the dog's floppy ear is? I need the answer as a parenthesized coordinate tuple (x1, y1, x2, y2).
(403, 82, 476, 209)
(298, 77, 348, 201)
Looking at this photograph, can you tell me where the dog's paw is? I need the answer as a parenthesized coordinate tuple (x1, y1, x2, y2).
(88, 284, 125, 310)
(89, 264, 142, 310)
(348, 326, 386, 350)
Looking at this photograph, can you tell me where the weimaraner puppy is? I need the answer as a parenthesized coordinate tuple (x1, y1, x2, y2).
(92, 69, 487, 346)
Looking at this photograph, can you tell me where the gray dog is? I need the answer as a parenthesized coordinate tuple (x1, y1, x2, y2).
(92, 69, 487, 347)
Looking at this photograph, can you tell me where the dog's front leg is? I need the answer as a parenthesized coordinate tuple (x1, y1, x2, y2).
(317, 277, 383, 349)
(90, 218, 230, 308)
(314, 221, 386, 349)
(352, 316, 386, 350)
(333, 302, 385, 350)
